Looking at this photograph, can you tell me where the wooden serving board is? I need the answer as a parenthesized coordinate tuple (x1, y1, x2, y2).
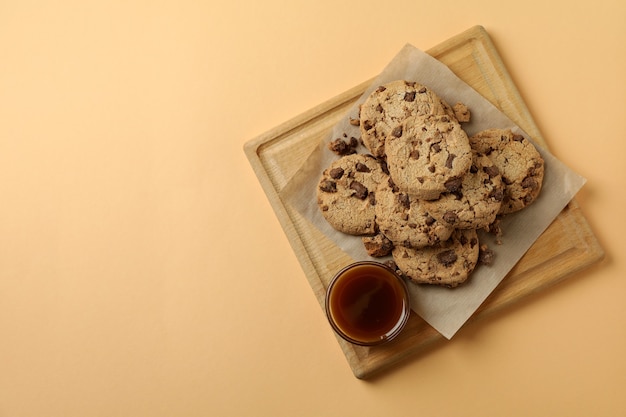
(244, 25, 604, 379)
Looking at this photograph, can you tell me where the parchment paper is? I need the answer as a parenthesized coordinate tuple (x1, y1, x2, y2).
(280, 44, 586, 339)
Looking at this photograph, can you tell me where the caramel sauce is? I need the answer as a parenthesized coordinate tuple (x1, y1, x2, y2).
(326, 262, 409, 345)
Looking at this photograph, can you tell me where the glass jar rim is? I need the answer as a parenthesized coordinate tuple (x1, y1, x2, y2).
(325, 261, 411, 346)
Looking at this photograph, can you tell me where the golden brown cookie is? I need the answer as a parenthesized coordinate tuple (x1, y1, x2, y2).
(469, 129, 544, 214)
(392, 229, 480, 288)
(359, 80, 454, 157)
(385, 114, 473, 200)
(420, 151, 504, 229)
(374, 179, 454, 248)
(316, 154, 387, 235)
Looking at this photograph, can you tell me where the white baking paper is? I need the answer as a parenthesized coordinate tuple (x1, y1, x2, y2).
(280, 44, 586, 339)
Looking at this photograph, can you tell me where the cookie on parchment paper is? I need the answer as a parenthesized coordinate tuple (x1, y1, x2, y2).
(469, 129, 544, 214)
(392, 228, 480, 288)
(374, 179, 453, 249)
(316, 154, 387, 235)
(359, 80, 454, 158)
(385, 114, 473, 200)
(420, 151, 504, 230)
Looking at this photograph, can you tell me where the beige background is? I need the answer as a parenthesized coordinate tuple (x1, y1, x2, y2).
(1, 1, 624, 416)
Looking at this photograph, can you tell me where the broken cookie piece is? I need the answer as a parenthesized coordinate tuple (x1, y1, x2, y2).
(362, 234, 394, 257)
(328, 135, 359, 156)
(453, 102, 471, 123)
(391, 229, 479, 288)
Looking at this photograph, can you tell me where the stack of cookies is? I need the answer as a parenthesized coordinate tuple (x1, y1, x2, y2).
(317, 80, 545, 288)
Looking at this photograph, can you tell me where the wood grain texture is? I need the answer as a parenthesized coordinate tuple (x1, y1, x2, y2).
(244, 25, 604, 379)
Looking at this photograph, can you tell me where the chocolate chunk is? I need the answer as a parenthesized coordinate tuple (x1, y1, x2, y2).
(446, 153, 457, 169)
(388, 177, 399, 192)
(378, 158, 389, 175)
(376, 104, 383, 113)
(431, 142, 441, 153)
(428, 165, 436, 173)
(355, 162, 371, 173)
(443, 211, 458, 224)
(444, 177, 463, 193)
(489, 188, 504, 201)
(398, 193, 411, 209)
(437, 249, 458, 267)
(391, 125, 403, 138)
(363, 120, 373, 131)
(319, 180, 336, 193)
(410, 150, 420, 160)
(329, 167, 344, 179)
(375, 86, 387, 93)
(349, 181, 368, 199)
(483, 165, 500, 178)
(328, 138, 356, 156)
(418, 87, 427, 94)
(425, 215, 436, 226)
(368, 191, 376, 206)
(521, 176, 538, 190)
(404, 91, 416, 102)
(512, 134, 525, 142)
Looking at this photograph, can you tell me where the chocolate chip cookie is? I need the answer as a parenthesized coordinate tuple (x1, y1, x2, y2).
(359, 80, 454, 157)
(469, 129, 544, 214)
(316, 154, 387, 235)
(420, 151, 504, 229)
(392, 229, 480, 288)
(375, 179, 453, 248)
(385, 114, 473, 200)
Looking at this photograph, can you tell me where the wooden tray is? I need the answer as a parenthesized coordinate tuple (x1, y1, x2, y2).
(244, 25, 604, 379)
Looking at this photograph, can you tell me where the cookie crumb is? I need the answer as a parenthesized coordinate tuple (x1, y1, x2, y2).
(453, 102, 471, 123)
(485, 217, 503, 244)
(479, 244, 495, 265)
(328, 137, 358, 156)
(382, 260, 407, 281)
(362, 234, 394, 257)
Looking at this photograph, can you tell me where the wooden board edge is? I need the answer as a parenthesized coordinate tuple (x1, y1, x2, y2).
(242, 25, 606, 380)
